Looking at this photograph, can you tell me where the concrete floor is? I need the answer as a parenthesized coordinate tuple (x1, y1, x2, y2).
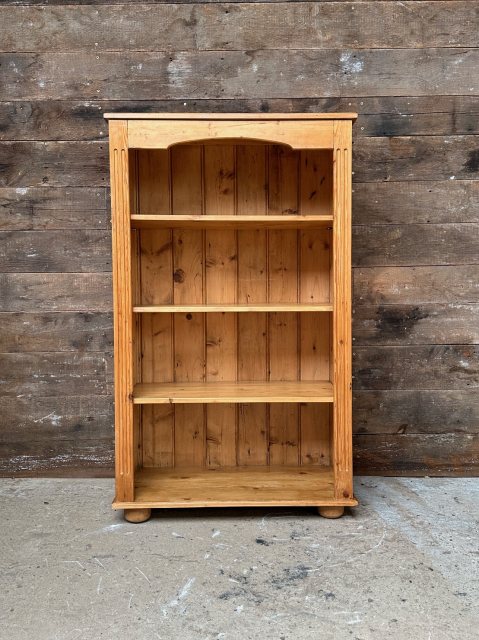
(1, 478, 478, 640)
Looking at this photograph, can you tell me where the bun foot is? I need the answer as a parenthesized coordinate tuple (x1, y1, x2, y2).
(124, 508, 152, 523)
(318, 506, 344, 519)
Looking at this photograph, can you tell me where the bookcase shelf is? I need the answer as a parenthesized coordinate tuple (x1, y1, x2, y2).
(133, 381, 334, 405)
(130, 214, 334, 229)
(107, 112, 356, 522)
(133, 304, 334, 313)
(113, 466, 357, 510)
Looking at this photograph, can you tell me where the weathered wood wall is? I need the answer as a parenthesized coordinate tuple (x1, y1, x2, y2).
(1, 0, 478, 477)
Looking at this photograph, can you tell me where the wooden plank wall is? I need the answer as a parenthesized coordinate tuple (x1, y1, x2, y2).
(0, 0, 478, 477)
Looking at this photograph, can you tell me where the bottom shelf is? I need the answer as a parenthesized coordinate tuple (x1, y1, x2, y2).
(113, 466, 358, 509)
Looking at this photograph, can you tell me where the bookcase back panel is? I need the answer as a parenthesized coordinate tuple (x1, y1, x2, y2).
(133, 142, 332, 470)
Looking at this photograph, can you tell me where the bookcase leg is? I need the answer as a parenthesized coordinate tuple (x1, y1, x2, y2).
(124, 508, 152, 523)
(318, 506, 344, 519)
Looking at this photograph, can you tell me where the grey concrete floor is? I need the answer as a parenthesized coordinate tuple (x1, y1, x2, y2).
(1, 478, 478, 640)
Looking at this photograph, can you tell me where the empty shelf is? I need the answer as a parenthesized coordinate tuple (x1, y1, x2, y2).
(133, 303, 333, 313)
(133, 381, 334, 404)
(131, 214, 333, 229)
(113, 466, 358, 509)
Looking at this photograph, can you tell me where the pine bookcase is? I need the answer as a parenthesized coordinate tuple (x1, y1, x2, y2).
(105, 113, 357, 523)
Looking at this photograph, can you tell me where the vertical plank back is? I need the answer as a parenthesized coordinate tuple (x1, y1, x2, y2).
(132, 137, 341, 478)
(267, 146, 300, 466)
(138, 149, 174, 468)
(237, 145, 269, 465)
(299, 150, 333, 467)
(171, 145, 206, 467)
(204, 145, 237, 467)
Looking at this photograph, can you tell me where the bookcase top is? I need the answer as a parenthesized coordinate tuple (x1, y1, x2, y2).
(104, 112, 358, 121)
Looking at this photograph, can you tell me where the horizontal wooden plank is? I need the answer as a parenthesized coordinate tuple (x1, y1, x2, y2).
(133, 381, 334, 404)
(135, 304, 333, 312)
(353, 390, 479, 435)
(353, 223, 479, 267)
(2, 49, 478, 100)
(353, 180, 479, 225)
(353, 265, 479, 305)
(2, 97, 479, 141)
(354, 304, 479, 346)
(115, 466, 357, 509)
(0, 312, 113, 352)
(354, 135, 479, 182)
(0, 352, 112, 397)
(2, 0, 445, 4)
(0, 441, 114, 477)
(0, 395, 113, 442)
(354, 302, 479, 345)
(0, 230, 111, 272)
(0, 142, 107, 187)
(112, 112, 355, 120)
(0, 273, 112, 311)
(1, 136, 478, 187)
(128, 119, 334, 149)
(354, 433, 479, 476)
(0, 186, 107, 230)
(2, 3, 477, 53)
(132, 214, 333, 228)
(353, 345, 479, 390)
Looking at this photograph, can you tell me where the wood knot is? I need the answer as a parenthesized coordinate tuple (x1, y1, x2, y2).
(173, 268, 185, 283)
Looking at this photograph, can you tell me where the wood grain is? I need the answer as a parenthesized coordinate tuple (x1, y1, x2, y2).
(0, 230, 111, 272)
(204, 144, 237, 468)
(3, 49, 479, 100)
(0, 440, 114, 477)
(354, 345, 479, 390)
(353, 224, 479, 267)
(134, 381, 334, 403)
(0, 352, 111, 397)
(353, 304, 479, 345)
(131, 214, 333, 228)
(0, 187, 107, 229)
(354, 266, 479, 305)
(353, 390, 479, 435)
(128, 119, 333, 149)
(0, 395, 113, 442)
(332, 120, 353, 500)
(354, 433, 479, 476)
(115, 466, 357, 509)
(353, 180, 479, 225)
(0, 142, 107, 187)
(0, 273, 112, 311)
(109, 119, 135, 501)
(0, 312, 113, 352)
(2, 3, 478, 52)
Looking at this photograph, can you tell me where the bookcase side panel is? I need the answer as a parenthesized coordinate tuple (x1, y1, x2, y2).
(332, 120, 353, 500)
(110, 120, 135, 501)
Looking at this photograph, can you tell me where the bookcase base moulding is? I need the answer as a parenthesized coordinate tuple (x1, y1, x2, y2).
(106, 113, 357, 523)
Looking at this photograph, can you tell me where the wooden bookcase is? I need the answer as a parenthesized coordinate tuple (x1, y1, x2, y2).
(105, 113, 357, 522)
